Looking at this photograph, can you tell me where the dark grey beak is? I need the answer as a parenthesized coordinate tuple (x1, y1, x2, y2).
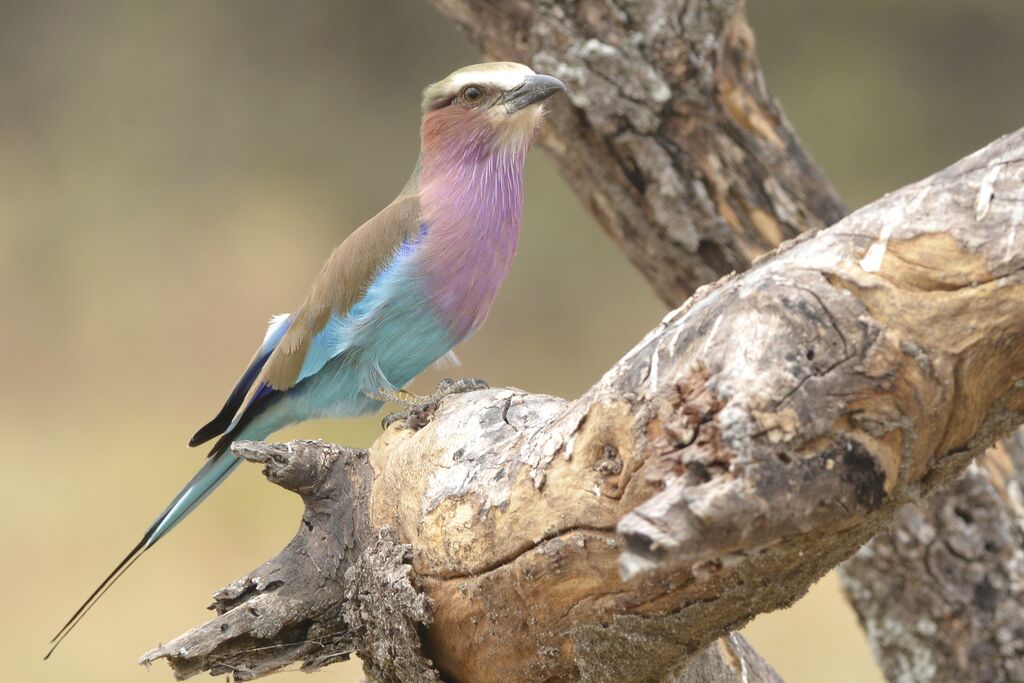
(500, 74, 566, 114)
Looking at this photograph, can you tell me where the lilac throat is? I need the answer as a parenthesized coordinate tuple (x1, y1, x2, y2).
(415, 134, 529, 340)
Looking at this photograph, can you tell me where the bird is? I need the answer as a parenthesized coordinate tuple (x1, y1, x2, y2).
(46, 61, 566, 658)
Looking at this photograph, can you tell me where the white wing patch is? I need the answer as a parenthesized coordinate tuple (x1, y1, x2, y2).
(262, 313, 291, 348)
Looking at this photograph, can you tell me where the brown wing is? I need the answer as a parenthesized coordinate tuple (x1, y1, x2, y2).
(260, 193, 421, 390)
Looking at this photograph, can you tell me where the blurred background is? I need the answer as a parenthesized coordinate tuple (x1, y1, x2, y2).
(2, 1, 1022, 681)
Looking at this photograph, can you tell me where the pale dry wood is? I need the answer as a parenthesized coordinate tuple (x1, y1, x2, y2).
(142, 440, 779, 683)
(144, 130, 1024, 682)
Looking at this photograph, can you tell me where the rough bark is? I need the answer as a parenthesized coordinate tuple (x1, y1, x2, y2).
(840, 437, 1024, 683)
(142, 439, 780, 683)
(429, 0, 846, 306)
(428, 2, 1024, 680)
(141, 441, 378, 680)
(145, 130, 1024, 682)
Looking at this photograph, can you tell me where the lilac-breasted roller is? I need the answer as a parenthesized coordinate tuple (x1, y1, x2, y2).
(47, 62, 566, 656)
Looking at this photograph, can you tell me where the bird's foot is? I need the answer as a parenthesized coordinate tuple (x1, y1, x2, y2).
(381, 378, 489, 431)
(372, 387, 421, 407)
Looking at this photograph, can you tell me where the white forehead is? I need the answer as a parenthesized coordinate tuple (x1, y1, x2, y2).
(446, 63, 535, 91)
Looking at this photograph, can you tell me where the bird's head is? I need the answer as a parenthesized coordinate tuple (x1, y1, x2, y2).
(420, 62, 566, 155)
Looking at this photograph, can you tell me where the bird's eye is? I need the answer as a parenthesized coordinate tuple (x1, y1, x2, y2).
(461, 85, 484, 103)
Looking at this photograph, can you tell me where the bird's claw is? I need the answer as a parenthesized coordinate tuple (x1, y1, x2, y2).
(381, 378, 489, 431)
(431, 377, 490, 398)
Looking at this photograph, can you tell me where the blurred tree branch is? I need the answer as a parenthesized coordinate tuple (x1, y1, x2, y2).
(840, 437, 1024, 682)
(141, 1, 1024, 681)
(430, 0, 847, 306)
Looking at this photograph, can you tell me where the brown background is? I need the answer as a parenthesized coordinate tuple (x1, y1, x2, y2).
(3, 2, 1022, 681)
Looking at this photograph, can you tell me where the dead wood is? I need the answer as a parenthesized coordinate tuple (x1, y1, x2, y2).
(143, 128, 1024, 681)
(428, 2, 1024, 679)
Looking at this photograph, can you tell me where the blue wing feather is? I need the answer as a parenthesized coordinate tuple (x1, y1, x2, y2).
(285, 224, 430, 391)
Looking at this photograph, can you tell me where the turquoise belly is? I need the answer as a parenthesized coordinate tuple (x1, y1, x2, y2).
(246, 244, 458, 432)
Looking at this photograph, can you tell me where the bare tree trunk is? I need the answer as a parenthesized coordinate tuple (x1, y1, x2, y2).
(143, 128, 1024, 681)
(840, 437, 1024, 683)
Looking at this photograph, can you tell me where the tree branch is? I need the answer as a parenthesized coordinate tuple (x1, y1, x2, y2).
(429, 2, 1024, 679)
(144, 129, 1024, 681)
(141, 442, 375, 680)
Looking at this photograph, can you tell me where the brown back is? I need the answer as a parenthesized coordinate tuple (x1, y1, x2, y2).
(260, 193, 421, 389)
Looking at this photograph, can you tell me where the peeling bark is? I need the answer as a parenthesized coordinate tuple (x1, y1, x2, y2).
(144, 130, 1024, 682)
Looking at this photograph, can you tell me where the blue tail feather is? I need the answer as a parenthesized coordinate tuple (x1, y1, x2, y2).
(144, 449, 242, 547)
(45, 419, 266, 659)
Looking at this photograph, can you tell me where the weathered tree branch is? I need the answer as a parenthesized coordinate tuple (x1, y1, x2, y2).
(141, 442, 375, 680)
(143, 439, 781, 683)
(145, 129, 1024, 681)
(429, 2, 1024, 679)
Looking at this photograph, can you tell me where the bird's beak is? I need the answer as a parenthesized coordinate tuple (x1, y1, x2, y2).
(500, 74, 567, 114)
